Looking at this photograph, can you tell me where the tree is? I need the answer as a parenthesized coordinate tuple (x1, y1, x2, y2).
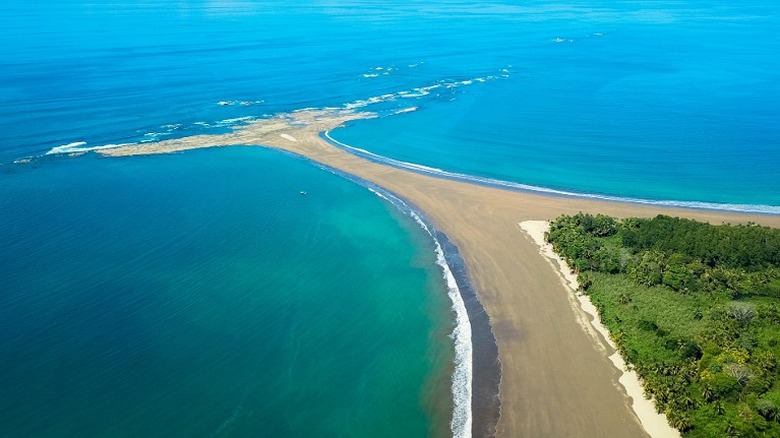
(628, 250, 666, 286)
(756, 399, 779, 422)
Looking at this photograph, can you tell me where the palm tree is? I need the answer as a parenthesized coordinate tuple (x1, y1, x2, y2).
(665, 409, 693, 432)
(756, 399, 779, 421)
(701, 384, 714, 402)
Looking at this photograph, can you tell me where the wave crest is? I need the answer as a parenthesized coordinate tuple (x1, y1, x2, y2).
(364, 186, 473, 438)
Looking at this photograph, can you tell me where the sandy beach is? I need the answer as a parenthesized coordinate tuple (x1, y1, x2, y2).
(99, 111, 780, 437)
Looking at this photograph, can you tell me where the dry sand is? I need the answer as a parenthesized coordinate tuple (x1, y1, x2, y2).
(98, 111, 780, 437)
(519, 220, 680, 438)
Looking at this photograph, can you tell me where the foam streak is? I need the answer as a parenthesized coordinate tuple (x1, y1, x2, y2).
(310, 162, 475, 438)
(367, 187, 473, 438)
(324, 132, 780, 216)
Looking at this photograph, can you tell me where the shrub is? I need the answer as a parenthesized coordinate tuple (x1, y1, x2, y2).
(756, 399, 778, 421)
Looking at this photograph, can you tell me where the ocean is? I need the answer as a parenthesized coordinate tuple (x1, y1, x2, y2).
(1, 0, 778, 437)
(0, 148, 455, 437)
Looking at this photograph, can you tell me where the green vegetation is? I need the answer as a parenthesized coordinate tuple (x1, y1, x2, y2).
(546, 214, 780, 437)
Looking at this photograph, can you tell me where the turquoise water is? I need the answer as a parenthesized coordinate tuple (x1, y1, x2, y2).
(2, 0, 779, 436)
(0, 148, 453, 437)
(329, 2, 780, 208)
(2, 1, 777, 208)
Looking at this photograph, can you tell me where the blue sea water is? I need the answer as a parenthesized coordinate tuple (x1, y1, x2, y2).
(328, 2, 780, 209)
(2, 1, 778, 206)
(0, 148, 454, 437)
(1, 0, 779, 436)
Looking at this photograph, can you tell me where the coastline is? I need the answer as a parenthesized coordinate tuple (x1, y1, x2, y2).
(311, 161, 501, 438)
(89, 110, 780, 437)
(322, 132, 780, 216)
(518, 220, 680, 438)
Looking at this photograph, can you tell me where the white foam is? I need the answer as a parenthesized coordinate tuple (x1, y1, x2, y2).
(341, 70, 506, 111)
(217, 100, 264, 107)
(325, 132, 780, 215)
(392, 107, 418, 115)
(366, 187, 473, 438)
(46, 142, 129, 156)
(45, 141, 87, 155)
(363, 73, 379, 78)
(218, 116, 255, 124)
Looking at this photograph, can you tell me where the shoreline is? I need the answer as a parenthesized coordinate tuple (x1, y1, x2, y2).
(321, 131, 780, 217)
(310, 161, 501, 437)
(518, 220, 681, 438)
(89, 109, 780, 437)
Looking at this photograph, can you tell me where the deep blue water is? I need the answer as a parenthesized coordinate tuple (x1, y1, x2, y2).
(1, 1, 779, 436)
(330, 1, 780, 208)
(2, 1, 778, 208)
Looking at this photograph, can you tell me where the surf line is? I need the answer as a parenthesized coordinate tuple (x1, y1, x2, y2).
(293, 154, 500, 438)
(321, 132, 780, 216)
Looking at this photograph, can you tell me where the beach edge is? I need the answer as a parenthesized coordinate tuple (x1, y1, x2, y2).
(518, 220, 681, 438)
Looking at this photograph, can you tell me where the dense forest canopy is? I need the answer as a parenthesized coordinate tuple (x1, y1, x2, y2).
(546, 214, 780, 437)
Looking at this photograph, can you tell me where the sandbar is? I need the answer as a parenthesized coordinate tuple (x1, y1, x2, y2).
(98, 110, 780, 437)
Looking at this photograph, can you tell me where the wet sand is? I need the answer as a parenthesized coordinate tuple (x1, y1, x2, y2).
(99, 111, 780, 437)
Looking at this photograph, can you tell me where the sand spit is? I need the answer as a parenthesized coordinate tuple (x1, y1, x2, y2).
(100, 109, 374, 157)
(98, 109, 780, 437)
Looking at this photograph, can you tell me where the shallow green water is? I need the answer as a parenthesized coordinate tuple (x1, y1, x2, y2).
(0, 147, 453, 437)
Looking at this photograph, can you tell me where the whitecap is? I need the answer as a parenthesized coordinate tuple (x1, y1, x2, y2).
(392, 106, 419, 115)
(343, 72, 508, 110)
(401, 91, 428, 98)
(217, 99, 263, 107)
(46, 142, 130, 156)
(219, 116, 255, 124)
(45, 141, 86, 155)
